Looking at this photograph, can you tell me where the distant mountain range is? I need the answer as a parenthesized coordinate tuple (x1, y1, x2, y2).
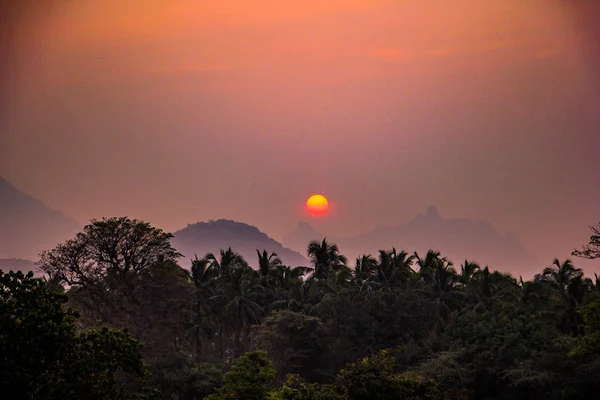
(0, 258, 39, 275)
(0, 177, 80, 260)
(283, 206, 537, 275)
(0, 175, 536, 275)
(171, 219, 308, 268)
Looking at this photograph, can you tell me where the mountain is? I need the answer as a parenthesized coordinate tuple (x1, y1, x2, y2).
(0, 177, 80, 260)
(171, 219, 309, 268)
(282, 221, 324, 256)
(0, 258, 39, 275)
(283, 206, 536, 275)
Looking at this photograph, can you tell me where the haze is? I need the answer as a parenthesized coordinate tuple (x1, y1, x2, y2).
(1, 1, 599, 273)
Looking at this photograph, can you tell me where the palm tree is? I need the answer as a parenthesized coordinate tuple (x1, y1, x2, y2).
(257, 250, 282, 280)
(354, 254, 377, 287)
(414, 250, 458, 319)
(473, 267, 519, 302)
(543, 258, 588, 334)
(307, 238, 348, 282)
(207, 249, 263, 358)
(274, 265, 313, 288)
(414, 250, 446, 283)
(375, 248, 415, 288)
(542, 258, 583, 295)
(189, 256, 218, 355)
(459, 259, 481, 286)
(255, 250, 283, 308)
(563, 275, 592, 334)
(205, 247, 249, 278)
(210, 262, 263, 358)
(202, 248, 262, 358)
(190, 256, 218, 290)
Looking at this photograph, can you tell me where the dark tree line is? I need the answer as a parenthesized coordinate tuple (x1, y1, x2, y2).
(2, 217, 600, 399)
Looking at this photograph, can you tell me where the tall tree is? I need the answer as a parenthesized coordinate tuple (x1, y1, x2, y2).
(459, 259, 480, 286)
(375, 248, 415, 288)
(414, 250, 458, 319)
(205, 247, 248, 278)
(542, 258, 583, 295)
(206, 249, 262, 357)
(38, 217, 181, 323)
(253, 310, 328, 380)
(257, 249, 283, 280)
(190, 256, 219, 355)
(542, 258, 588, 334)
(354, 254, 377, 287)
(307, 238, 348, 282)
(256, 250, 283, 309)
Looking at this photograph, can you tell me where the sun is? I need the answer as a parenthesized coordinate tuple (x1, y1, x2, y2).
(306, 194, 329, 216)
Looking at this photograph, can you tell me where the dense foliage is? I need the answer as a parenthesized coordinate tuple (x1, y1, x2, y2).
(0, 270, 155, 399)
(2, 217, 599, 399)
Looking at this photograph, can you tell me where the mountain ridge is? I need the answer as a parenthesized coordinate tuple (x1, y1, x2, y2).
(0, 258, 39, 275)
(283, 205, 537, 275)
(171, 219, 308, 268)
(0, 176, 80, 260)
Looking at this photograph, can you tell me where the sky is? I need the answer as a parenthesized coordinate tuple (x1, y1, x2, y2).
(1, 0, 599, 272)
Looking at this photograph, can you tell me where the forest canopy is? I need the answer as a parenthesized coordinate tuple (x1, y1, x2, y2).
(2, 217, 599, 399)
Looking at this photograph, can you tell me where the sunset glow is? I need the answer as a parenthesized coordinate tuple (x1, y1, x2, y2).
(2, 0, 599, 274)
(306, 194, 329, 216)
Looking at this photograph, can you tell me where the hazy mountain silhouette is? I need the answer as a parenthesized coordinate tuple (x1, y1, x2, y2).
(0, 177, 80, 260)
(282, 221, 324, 256)
(0, 258, 38, 275)
(172, 219, 308, 268)
(283, 206, 536, 275)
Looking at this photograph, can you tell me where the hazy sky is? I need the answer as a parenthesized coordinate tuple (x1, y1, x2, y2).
(1, 0, 599, 270)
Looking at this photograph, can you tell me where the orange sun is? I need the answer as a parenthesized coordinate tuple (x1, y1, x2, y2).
(306, 194, 329, 216)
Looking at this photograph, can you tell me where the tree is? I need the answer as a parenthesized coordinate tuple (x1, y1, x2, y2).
(0, 270, 154, 399)
(190, 256, 219, 355)
(127, 259, 195, 360)
(256, 250, 285, 311)
(270, 270, 315, 314)
(207, 248, 263, 358)
(569, 299, 600, 357)
(257, 250, 283, 281)
(206, 351, 276, 400)
(337, 350, 440, 400)
(268, 374, 343, 400)
(307, 239, 348, 282)
(38, 217, 182, 324)
(353, 254, 377, 291)
(206, 247, 249, 278)
(253, 310, 329, 381)
(542, 258, 583, 295)
(458, 259, 480, 286)
(414, 250, 458, 319)
(149, 353, 224, 400)
(572, 222, 600, 260)
(375, 248, 415, 288)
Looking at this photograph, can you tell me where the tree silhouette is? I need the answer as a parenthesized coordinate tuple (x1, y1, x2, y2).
(307, 238, 348, 282)
(572, 222, 600, 260)
(0, 271, 153, 399)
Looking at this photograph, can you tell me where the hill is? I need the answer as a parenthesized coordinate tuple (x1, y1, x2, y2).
(283, 206, 536, 275)
(0, 177, 80, 260)
(0, 258, 39, 275)
(172, 219, 308, 268)
(282, 221, 323, 255)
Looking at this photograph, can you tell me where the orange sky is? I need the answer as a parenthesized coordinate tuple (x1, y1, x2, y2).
(1, 0, 599, 274)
